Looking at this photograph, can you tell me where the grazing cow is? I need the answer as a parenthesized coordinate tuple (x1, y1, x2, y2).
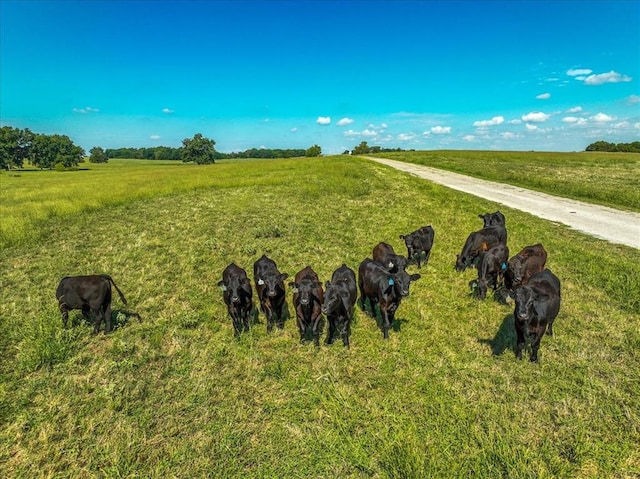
(321, 264, 357, 347)
(218, 263, 253, 337)
(475, 243, 510, 299)
(479, 210, 506, 228)
(399, 225, 435, 268)
(513, 269, 561, 362)
(289, 266, 324, 346)
(56, 274, 127, 334)
(455, 225, 507, 272)
(358, 258, 421, 339)
(505, 243, 548, 291)
(372, 242, 409, 273)
(253, 255, 289, 332)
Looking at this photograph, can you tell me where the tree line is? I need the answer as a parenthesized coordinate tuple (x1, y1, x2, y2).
(585, 141, 640, 153)
(1, 126, 85, 170)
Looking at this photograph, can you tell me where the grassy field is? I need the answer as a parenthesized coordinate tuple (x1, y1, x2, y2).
(372, 150, 640, 212)
(1, 156, 639, 478)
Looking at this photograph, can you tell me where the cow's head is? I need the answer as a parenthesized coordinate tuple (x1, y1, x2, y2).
(218, 275, 251, 304)
(258, 272, 288, 297)
(399, 233, 419, 260)
(508, 256, 526, 285)
(289, 278, 321, 305)
(389, 270, 421, 297)
(321, 282, 345, 315)
(513, 286, 536, 324)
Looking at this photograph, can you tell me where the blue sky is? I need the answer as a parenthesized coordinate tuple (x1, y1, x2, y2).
(1, 0, 638, 154)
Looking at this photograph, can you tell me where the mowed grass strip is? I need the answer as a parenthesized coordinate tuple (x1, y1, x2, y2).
(372, 150, 640, 212)
(1, 157, 639, 478)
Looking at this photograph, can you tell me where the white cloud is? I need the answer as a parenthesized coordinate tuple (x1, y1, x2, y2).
(316, 116, 331, 125)
(162, 108, 174, 114)
(337, 117, 354, 126)
(473, 116, 504, 127)
(584, 71, 632, 85)
(590, 112, 615, 122)
(73, 106, 99, 114)
(567, 106, 582, 113)
(525, 123, 538, 131)
(509, 119, 522, 125)
(397, 133, 416, 141)
(536, 93, 551, 100)
(463, 135, 476, 142)
(150, 135, 161, 140)
(362, 129, 377, 137)
(429, 126, 451, 135)
(522, 112, 550, 122)
(635, 123, 640, 129)
(613, 121, 629, 129)
(501, 132, 518, 139)
(290, 128, 297, 133)
(567, 68, 593, 76)
(562, 116, 587, 125)
(628, 94, 640, 105)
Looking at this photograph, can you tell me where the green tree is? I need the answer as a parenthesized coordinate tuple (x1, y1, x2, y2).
(31, 134, 84, 169)
(305, 144, 322, 157)
(352, 141, 370, 155)
(181, 133, 216, 164)
(0, 126, 33, 169)
(89, 146, 109, 163)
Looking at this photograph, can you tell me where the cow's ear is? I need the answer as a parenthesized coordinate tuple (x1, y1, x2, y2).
(410, 274, 421, 281)
(399, 235, 405, 240)
(280, 273, 289, 281)
(257, 278, 265, 285)
(288, 281, 296, 289)
(324, 281, 331, 289)
(217, 281, 227, 291)
(241, 277, 251, 285)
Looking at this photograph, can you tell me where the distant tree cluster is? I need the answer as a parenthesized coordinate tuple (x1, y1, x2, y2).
(105, 146, 184, 160)
(348, 141, 407, 155)
(1, 126, 85, 169)
(585, 141, 640, 153)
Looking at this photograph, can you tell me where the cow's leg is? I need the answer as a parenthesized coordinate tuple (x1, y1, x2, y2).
(312, 315, 322, 347)
(230, 306, 241, 337)
(59, 301, 70, 328)
(515, 319, 525, 360)
(530, 325, 546, 362)
(297, 316, 306, 343)
(104, 303, 112, 333)
(242, 307, 251, 333)
(341, 318, 351, 348)
(381, 307, 391, 339)
(546, 320, 554, 336)
(91, 308, 102, 334)
(325, 316, 336, 345)
(424, 250, 431, 267)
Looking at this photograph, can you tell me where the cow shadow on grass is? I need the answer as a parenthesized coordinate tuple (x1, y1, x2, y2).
(357, 298, 408, 335)
(478, 313, 516, 356)
(71, 309, 142, 333)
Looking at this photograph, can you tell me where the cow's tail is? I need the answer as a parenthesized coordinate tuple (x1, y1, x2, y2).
(102, 275, 128, 305)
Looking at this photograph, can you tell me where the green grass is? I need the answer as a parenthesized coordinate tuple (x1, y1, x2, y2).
(1, 157, 639, 478)
(370, 150, 640, 212)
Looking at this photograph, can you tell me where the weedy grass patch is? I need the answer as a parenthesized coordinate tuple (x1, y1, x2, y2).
(1, 156, 639, 478)
(373, 150, 640, 212)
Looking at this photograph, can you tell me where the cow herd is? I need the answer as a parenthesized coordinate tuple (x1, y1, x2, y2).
(55, 212, 561, 362)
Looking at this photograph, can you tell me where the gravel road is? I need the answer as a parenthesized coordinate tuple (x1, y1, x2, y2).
(366, 156, 640, 250)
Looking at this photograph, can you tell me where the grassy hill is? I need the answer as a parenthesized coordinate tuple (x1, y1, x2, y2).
(1, 156, 638, 478)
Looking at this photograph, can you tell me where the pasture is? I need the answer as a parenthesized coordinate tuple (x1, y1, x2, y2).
(373, 150, 640, 212)
(1, 156, 639, 478)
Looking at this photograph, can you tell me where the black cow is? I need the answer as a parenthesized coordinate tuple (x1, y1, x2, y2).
(479, 211, 506, 228)
(322, 264, 357, 347)
(358, 258, 421, 339)
(56, 274, 127, 334)
(399, 225, 434, 268)
(372, 241, 409, 273)
(505, 243, 548, 291)
(289, 266, 324, 346)
(218, 263, 253, 337)
(475, 243, 509, 299)
(513, 269, 561, 362)
(455, 225, 507, 272)
(253, 254, 288, 332)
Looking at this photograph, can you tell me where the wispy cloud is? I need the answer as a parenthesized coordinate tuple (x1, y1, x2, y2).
(567, 68, 593, 77)
(73, 106, 99, 114)
(562, 116, 587, 125)
(162, 108, 175, 114)
(522, 112, 550, 122)
(316, 116, 331, 125)
(567, 106, 582, 113)
(150, 135, 161, 140)
(627, 94, 640, 105)
(397, 133, 416, 141)
(536, 93, 551, 100)
(290, 127, 298, 133)
(584, 71, 632, 85)
(473, 116, 504, 127)
(425, 126, 452, 135)
(337, 117, 354, 126)
(590, 113, 615, 122)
